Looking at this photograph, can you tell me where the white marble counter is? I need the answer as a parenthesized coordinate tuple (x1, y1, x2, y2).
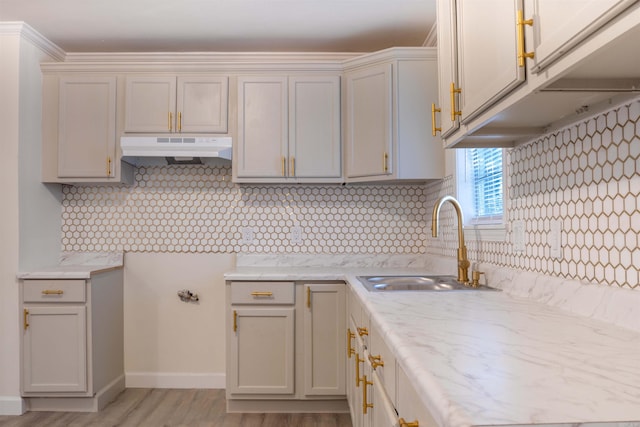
(225, 254, 640, 427)
(17, 252, 124, 279)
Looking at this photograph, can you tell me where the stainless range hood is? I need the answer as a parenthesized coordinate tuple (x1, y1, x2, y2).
(120, 136, 232, 166)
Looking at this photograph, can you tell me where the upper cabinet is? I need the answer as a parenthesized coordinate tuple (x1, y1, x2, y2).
(234, 74, 341, 183)
(41, 74, 134, 184)
(437, 0, 640, 147)
(125, 75, 228, 133)
(344, 48, 444, 183)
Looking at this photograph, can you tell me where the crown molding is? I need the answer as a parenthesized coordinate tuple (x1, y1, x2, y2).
(0, 22, 66, 61)
(342, 47, 436, 71)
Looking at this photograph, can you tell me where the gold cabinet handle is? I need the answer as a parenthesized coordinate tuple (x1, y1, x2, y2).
(306, 287, 311, 308)
(250, 291, 273, 297)
(357, 327, 368, 337)
(233, 310, 238, 332)
(347, 329, 355, 359)
(382, 152, 388, 173)
(281, 157, 286, 176)
(362, 374, 373, 414)
(355, 354, 364, 387)
(368, 354, 384, 369)
(450, 82, 462, 122)
(23, 309, 29, 330)
(168, 112, 173, 132)
(42, 289, 64, 295)
(517, 9, 534, 67)
(431, 103, 442, 136)
(399, 418, 419, 427)
(290, 157, 295, 177)
(107, 156, 112, 176)
(178, 112, 182, 132)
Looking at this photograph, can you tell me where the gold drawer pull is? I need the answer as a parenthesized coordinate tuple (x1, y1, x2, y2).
(24, 309, 29, 330)
(450, 82, 462, 122)
(368, 354, 384, 369)
(362, 374, 373, 414)
(399, 418, 419, 427)
(42, 289, 64, 295)
(517, 9, 534, 67)
(357, 326, 368, 337)
(355, 354, 364, 387)
(431, 103, 441, 136)
(233, 310, 238, 332)
(347, 329, 355, 359)
(250, 291, 273, 297)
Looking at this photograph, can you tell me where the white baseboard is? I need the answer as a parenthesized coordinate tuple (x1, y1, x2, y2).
(125, 372, 225, 389)
(0, 396, 27, 415)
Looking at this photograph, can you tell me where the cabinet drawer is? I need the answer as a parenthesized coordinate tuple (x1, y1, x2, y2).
(22, 280, 86, 303)
(230, 282, 295, 305)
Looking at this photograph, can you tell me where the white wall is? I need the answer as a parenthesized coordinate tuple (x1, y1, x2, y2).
(123, 253, 235, 388)
(0, 23, 63, 415)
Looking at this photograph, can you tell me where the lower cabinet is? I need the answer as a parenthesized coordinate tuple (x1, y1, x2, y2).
(20, 269, 124, 412)
(226, 280, 346, 412)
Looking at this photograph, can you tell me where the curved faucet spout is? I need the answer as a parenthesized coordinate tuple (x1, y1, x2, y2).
(431, 195, 470, 284)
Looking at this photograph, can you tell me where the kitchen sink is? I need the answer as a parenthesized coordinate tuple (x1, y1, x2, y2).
(357, 275, 499, 292)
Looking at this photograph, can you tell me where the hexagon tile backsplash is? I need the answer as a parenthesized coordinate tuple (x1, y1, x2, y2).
(427, 98, 640, 289)
(61, 169, 427, 254)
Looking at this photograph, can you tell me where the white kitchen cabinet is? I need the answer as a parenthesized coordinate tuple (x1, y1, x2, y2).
(235, 75, 341, 183)
(41, 75, 134, 184)
(344, 48, 443, 182)
(125, 75, 228, 133)
(435, 0, 460, 138)
(20, 270, 124, 412)
(396, 364, 439, 427)
(302, 283, 346, 396)
(530, 0, 637, 72)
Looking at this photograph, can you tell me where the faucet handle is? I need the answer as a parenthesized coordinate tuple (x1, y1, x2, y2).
(471, 270, 485, 288)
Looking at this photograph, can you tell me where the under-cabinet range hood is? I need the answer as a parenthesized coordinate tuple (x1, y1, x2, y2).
(120, 136, 232, 166)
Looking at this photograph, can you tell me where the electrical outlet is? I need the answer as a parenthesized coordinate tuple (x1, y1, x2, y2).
(241, 227, 255, 245)
(290, 226, 303, 244)
(513, 220, 525, 253)
(549, 219, 562, 259)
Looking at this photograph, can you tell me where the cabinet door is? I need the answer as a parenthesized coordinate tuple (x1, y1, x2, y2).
(302, 283, 346, 396)
(457, 0, 525, 122)
(396, 365, 438, 427)
(57, 77, 116, 178)
(22, 305, 87, 393)
(176, 76, 228, 133)
(345, 63, 393, 178)
(228, 307, 295, 394)
(371, 371, 398, 427)
(236, 76, 288, 178)
(289, 76, 341, 179)
(530, 0, 636, 71)
(125, 76, 176, 132)
(436, 0, 460, 137)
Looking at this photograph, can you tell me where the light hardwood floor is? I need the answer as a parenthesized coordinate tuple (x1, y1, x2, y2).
(0, 389, 353, 427)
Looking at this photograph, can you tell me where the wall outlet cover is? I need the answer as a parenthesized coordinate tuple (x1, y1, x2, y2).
(513, 220, 525, 253)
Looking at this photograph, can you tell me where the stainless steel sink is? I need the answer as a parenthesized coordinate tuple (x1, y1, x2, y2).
(357, 275, 499, 292)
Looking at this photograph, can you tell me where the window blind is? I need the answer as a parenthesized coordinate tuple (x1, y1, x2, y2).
(468, 148, 503, 219)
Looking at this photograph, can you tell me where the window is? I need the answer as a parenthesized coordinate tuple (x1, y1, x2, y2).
(456, 148, 505, 240)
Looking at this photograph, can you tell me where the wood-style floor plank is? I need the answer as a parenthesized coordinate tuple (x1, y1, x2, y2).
(0, 389, 353, 427)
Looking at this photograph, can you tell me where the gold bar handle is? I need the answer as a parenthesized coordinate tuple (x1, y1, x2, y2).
(517, 9, 534, 67)
(23, 309, 29, 330)
(450, 82, 462, 122)
(368, 354, 384, 369)
(383, 152, 388, 173)
(107, 156, 112, 176)
(347, 329, 355, 359)
(362, 374, 373, 414)
(431, 103, 442, 136)
(355, 354, 364, 387)
(42, 289, 64, 295)
(250, 291, 273, 297)
(281, 157, 286, 176)
(399, 418, 419, 427)
(178, 112, 182, 132)
(357, 327, 368, 337)
(306, 287, 311, 308)
(168, 112, 173, 132)
(233, 310, 237, 332)
(290, 157, 295, 177)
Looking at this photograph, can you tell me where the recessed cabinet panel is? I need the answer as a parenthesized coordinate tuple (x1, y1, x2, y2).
(346, 63, 393, 178)
(125, 77, 176, 133)
(236, 76, 288, 178)
(23, 306, 87, 393)
(176, 76, 228, 133)
(57, 77, 116, 178)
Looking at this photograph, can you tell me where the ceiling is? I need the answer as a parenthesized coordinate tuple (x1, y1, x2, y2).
(0, 0, 436, 53)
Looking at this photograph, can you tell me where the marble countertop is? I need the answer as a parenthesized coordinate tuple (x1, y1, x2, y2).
(17, 252, 124, 279)
(225, 262, 640, 427)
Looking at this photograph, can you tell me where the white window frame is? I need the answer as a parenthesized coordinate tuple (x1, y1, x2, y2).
(456, 148, 507, 242)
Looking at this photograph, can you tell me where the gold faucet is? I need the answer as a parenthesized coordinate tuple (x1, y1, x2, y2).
(431, 195, 470, 285)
